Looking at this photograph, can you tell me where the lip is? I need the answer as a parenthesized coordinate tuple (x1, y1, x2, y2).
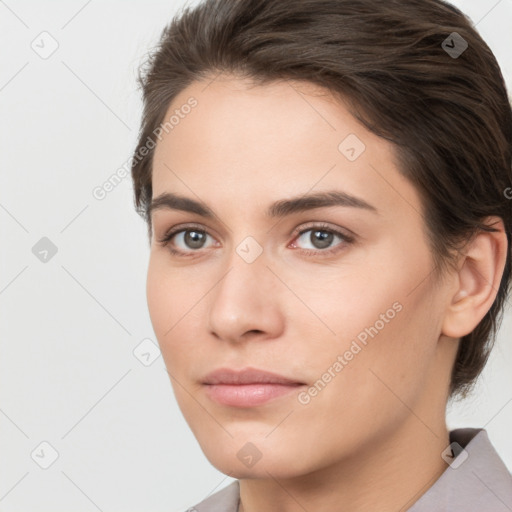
(202, 367, 306, 407)
(202, 367, 304, 385)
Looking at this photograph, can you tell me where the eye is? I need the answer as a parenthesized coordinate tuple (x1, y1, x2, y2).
(290, 223, 354, 256)
(157, 224, 216, 256)
(157, 222, 355, 258)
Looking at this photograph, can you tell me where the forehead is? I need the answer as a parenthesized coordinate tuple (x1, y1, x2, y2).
(151, 75, 421, 222)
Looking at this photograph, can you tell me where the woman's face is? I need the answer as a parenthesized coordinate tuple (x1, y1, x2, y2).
(146, 75, 457, 478)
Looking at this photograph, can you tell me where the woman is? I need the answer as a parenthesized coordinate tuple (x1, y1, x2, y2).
(130, 0, 512, 510)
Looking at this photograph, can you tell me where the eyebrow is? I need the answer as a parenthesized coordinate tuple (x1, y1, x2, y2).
(148, 190, 378, 220)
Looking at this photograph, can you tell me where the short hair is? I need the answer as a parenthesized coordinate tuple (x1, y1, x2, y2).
(130, 0, 512, 400)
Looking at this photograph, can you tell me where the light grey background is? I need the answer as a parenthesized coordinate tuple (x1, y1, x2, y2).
(1, 1, 511, 511)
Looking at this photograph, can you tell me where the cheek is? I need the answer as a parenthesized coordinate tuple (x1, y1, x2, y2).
(297, 240, 439, 401)
(146, 255, 207, 374)
(146, 259, 169, 337)
(146, 257, 186, 354)
(146, 253, 194, 330)
(288, 291, 440, 465)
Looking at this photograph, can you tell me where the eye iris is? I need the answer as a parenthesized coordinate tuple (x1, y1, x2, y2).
(185, 230, 206, 249)
(311, 230, 333, 249)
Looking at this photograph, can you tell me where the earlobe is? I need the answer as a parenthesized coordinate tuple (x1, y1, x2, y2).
(441, 216, 507, 339)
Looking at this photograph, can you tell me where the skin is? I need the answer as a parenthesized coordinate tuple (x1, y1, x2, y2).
(146, 74, 507, 512)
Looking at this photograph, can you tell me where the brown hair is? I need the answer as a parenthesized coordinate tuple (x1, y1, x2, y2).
(131, 0, 512, 400)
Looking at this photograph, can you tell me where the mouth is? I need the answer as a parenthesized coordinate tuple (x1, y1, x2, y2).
(201, 367, 306, 407)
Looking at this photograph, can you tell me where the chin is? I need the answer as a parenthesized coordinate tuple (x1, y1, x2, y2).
(209, 456, 307, 480)
(198, 438, 314, 480)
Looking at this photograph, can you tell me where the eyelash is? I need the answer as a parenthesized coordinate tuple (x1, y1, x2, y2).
(156, 222, 355, 258)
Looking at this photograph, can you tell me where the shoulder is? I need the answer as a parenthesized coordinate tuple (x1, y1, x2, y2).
(175, 480, 240, 512)
(409, 428, 512, 511)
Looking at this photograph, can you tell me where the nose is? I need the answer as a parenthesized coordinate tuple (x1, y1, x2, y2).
(207, 247, 284, 344)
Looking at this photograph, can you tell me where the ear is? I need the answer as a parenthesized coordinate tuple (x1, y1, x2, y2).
(441, 216, 508, 338)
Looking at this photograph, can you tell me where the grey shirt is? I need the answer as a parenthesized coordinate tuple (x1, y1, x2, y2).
(184, 428, 512, 511)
